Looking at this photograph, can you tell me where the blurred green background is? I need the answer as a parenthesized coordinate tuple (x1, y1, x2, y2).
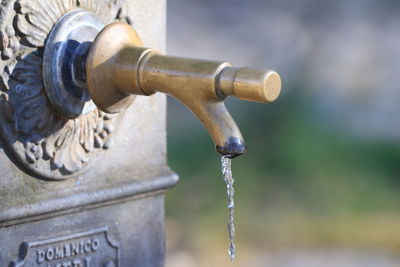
(165, 0, 400, 266)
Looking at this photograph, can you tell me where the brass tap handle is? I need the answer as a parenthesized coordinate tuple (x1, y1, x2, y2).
(218, 67, 281, 103)
(86, 23, 281, 157)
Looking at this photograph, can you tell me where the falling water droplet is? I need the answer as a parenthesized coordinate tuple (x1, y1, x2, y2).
(221, 155, 236, 262)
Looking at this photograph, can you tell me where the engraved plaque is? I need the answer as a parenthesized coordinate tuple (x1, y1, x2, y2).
(10, 227, 119, 267)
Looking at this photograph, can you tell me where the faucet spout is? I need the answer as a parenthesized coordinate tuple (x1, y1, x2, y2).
(198, 102, 247, 158)
(86, 23, 281, 157)
(136, 53, 247, 157)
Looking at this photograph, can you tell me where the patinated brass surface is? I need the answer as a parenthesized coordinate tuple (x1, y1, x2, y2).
(87, 23, 281, 157)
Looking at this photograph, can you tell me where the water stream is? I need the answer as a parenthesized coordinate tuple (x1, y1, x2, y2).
(221, 155, 236, 262)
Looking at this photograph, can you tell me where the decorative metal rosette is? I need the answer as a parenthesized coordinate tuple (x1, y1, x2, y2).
(0, 0, 130, 180)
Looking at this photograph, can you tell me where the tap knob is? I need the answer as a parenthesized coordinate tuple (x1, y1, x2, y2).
(86, 23, 281, 157)
(218, 67, 281, 103)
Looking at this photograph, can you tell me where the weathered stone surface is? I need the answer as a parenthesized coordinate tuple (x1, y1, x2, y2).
(0, 0, 177, 265)
(3, 195, 169, 267)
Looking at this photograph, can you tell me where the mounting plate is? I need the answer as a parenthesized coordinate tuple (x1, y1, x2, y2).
(43, 9, 104, 118)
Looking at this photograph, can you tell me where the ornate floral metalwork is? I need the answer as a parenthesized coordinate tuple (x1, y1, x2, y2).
(0, 0, 129, 179)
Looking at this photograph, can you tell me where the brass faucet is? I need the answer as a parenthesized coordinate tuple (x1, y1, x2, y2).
(86, 23, 281, 158)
